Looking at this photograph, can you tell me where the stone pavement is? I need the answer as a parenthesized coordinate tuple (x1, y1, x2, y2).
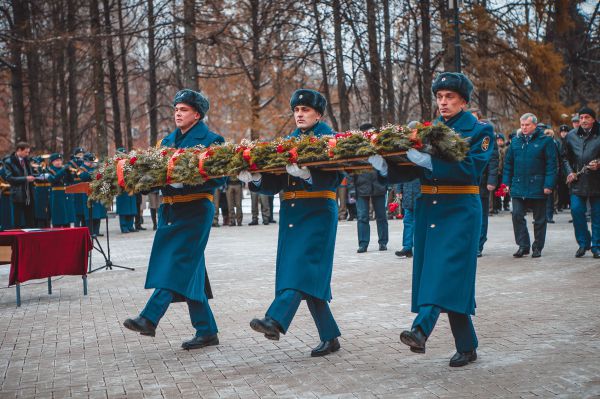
(0, 209, 599, 398)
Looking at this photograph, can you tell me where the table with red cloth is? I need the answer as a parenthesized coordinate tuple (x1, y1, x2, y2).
(0, 228, 92, 306)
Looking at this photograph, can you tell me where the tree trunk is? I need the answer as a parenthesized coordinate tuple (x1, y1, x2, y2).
(249, 0, 261, 140)
(147, 0, 158, 146)
(89, 0, 108, 156)
(9, 0, 28, 143)
(171, 0, 183, 88)
(438, 0, 455, 71)
(25, 1, 43, 150)
(382, 0, 395, 124)
(476, 0, 489, 116)
(66, 0, 77, 153)
(311, 0, 338, 131)
(116, 0, 133, 149)
(102, 0, 123, 150)
(332, 0, 350, 131)
(183, 0, 198, 90)
(420, 0, 432, 120)
(365, 0, 382, 127)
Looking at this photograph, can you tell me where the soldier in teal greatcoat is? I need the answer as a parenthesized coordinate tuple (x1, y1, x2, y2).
(124, 89, 225, 350)
(0, 160, 14, 230)
(46, 153, 74, 228)
(78, 152, 107, 236)
(369, 73, 494, 367)
(31, 156, 51, 227)
(240, 89, 344, 357)
(115, 147, 138, 234)
(69, 147, 87, 227)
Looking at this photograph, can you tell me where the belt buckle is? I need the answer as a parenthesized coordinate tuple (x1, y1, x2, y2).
(431, 186, 438, 194)
(164, 197, 173, 204)
(290, 191, 296, 199)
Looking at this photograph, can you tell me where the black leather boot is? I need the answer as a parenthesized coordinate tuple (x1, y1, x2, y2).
(181, 334, 219, 350)
(400, 327, 427, 353)
(311, 338, 340, 357)
(449, 350, 477, 367)
(250, 317, 282, 340)
(123, 316, 156, 337)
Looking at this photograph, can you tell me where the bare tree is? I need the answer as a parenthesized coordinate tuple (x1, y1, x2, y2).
(147, 0, 158, 146)
(183, 0, 198, 90)
(333, 0, 350, 131)
(89, 0, 108, 156)
(365, 0, 382, 126)
(103, 0, 123, 149)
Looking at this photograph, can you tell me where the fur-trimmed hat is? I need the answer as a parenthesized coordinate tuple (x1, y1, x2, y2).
(578, 106, 596, 120)
(173, 89, 210, 118)
(49, 153, 63, 163)
(116, 147, 127, 154)
(431, 72, 474, 102)
(290, 89, 327, 115)
(83, 152, 95, 162)
(72, 147, 86, 156)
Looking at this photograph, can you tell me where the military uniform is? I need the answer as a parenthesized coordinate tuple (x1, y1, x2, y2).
(249, 118, 343, 350)
(31, 158, 51, 227)
(78, 156, 108, 236)
(46, 155, 74, 227)
(0, 166, 14, 230)
(116, 192, 137, 233)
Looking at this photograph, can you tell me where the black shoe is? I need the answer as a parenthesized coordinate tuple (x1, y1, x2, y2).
(136, 226, 147, 230)
(593, 252, 600, 259)
(503, 206, 510, 211)
(311, 338, 340, 357)
(123, 316, 156, 337)
(357, 247, 367, 253)
(250, 317, 281, 340)
(395, 249, 413, 258)
(270, 219, 277, 224)
(449, 350, 477, 367)
(181, 334, 219, 350)
(379, 244, 387, 251)
(547, 220, 555, 224)
(513, 248, 530, 258)
(96, 233, 104, 237)
(229, 223, 236, 226)
(262, 221, 270, 225)
(477, 250, 483, 258)
(575, 247, 587, 258)
(248, 220, 258, 226)
(129, 228, 139, 233)
(347, 217, 355, 221)
(153, 225, 157, 231)
(531, 248, 542, 258)
(212, 223, 220, 227)
(400, 327, 427, 352)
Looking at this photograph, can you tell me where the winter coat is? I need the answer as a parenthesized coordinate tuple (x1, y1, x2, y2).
(398, 179, 421, 211)
(562, 122, 600, 197)
(3, 153, 34, 205)
(354, 171, 387, 197)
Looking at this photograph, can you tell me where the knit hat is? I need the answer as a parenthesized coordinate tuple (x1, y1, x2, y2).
(49, 153, 63, 163)
(173, 89, 210, 118)
(578, 106, 596, 120)
(431, 72, 474, 102)
(290, 89, 327, 115)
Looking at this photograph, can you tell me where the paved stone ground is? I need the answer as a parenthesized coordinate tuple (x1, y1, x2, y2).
(0, 207, 599, 398)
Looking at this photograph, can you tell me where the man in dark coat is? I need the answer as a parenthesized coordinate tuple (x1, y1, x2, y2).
(4, 142, 36, 228)
(503, 113, 557, 258)
(240, 89, 343, 357)
(563, 106, 600, 258)
(369, 72, 494, 367)
(124, 89, 225, 350)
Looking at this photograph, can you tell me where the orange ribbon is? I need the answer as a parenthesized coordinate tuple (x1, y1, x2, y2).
(243, 148, 258, 171)
(197, 150, 212, 180)
(116, 159, 127, 188)
(166, 149, 185, 184)
(288, 147, 298, 164)
(327, 139, 337, 158)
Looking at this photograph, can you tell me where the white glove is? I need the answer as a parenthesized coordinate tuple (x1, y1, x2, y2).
(169, 183, 184, 188)
(286, 163, 311, 181)
(237, 170, 262, 184)
(36, 173, 50, 181)
(368, 155, 388, 176)
(407, 148, 433, 171)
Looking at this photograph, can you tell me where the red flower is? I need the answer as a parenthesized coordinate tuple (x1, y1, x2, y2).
(388, 202, 399, 212)
(335, 132, 352, 139)
(396, 213, 404, 219)
(161, 150, 168, 156)
(95, 173, 103, 180)
(423, 121, 432, 126)
(276, 144, 285, 153)
(495, 183, 508, 197)
(129, 157, 137, 165)
(309, 137, 318, 143)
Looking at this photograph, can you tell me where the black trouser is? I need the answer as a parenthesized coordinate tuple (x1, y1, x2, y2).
(511, 197, 547, 251)
(135, 193, 144, 228)
(13, 202, 35, 228)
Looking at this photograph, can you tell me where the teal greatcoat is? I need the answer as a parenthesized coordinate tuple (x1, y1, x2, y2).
(78, 165, 108, 219)
(0, 168, 14, 230)
(47, 165, 74, 226)
(250, 121, 342, 301)
(32, 164, 51, 221)
(383, 111, 494, 315)
(116, 193, 137, 216)
(144, 121, 225, 302)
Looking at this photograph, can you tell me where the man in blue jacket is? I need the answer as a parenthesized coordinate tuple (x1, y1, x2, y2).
(124, 89, 225, 350)
(239, 89, 343, 357)
(368, 72, 494, 367)
(503, 113, 557, 258)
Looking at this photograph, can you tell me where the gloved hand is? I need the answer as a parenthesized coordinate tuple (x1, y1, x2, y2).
(286, 163, 311, 181)
(35, 173, 51, 181)
(237, 170, 262, 184)
(169, 183, 184, 188)
(368, 155, 388, 176)
(407, 148, 433, 171)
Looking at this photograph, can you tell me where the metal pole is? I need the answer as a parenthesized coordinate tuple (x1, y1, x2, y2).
(453, 0, 461, 73)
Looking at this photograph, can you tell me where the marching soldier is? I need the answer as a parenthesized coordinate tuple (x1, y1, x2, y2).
(239, 89, 343, 357)
(123, 89, 225, 350)
(115, 147, 138, 234)
(31, 156, 51, 227)
(369, 73, 494, 367)
(46, 153, 74, 228)
(78, 152, 107, 236)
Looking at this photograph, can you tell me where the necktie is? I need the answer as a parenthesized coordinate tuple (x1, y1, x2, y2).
(20, 159, 25, 169)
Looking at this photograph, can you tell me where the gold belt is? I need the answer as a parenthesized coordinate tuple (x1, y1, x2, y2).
(162, 193, 214, 204)
(282, 190, 336, 200)
(35, 183, 51, 187)
(52, 186, 66, 191)
(421, 185, 479, 195)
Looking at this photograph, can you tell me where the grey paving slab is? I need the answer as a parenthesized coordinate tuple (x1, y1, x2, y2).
(0, 209, 599, 398)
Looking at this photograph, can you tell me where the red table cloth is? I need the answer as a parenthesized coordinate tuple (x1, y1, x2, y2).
(0, 228, 92, 286)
